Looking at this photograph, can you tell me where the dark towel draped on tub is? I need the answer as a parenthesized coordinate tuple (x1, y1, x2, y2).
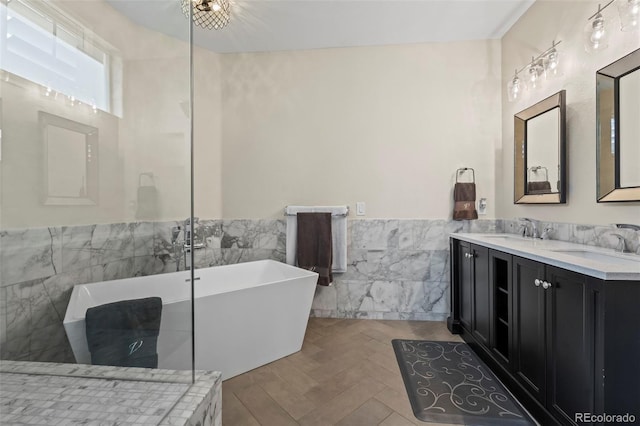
(85, 297, 162, 368)
(453, 182, 478, 220)
(296, 212, 333, 286)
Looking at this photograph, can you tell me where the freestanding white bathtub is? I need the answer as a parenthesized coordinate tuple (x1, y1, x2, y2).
(63, 260, 318, 379)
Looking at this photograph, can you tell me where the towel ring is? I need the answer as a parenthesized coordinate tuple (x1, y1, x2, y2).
(528, 166, 548, 182)
(456, 167, 475, 184)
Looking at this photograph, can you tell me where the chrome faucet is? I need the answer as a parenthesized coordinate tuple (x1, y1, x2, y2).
(611, 234, 630, 253)
(171, 225, 183, 271)
(184, 217, 205, 250)
(184, 217, 199, 244)
(541, 227, 554, 240)
(519, 223, 527, 237)
(171, 226, 181, 245)
(615, 224, 640, 231)
(519, 218, 538, 239)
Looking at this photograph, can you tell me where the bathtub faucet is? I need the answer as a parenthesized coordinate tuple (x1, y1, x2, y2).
(184, 217, 205, 249)
(185, 217, 199, 242)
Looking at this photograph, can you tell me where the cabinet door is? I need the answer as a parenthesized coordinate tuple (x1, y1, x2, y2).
(458, 242, 473, 331)
(513, 256, 546, 403)
(471, 244, 491, 349)
(546, 266, 595, 424)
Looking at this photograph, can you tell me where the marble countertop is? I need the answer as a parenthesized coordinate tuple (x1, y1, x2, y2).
(451, 233, 640, 281)
(0, 361, 222, 426)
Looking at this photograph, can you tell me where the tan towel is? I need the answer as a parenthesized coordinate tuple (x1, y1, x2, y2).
(453, 182, 478, 221)
(296, 212, 333, 286)
(527, 181, 552, 194)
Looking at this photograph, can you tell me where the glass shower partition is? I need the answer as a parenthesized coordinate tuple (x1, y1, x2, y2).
(0, 0, 196, 396)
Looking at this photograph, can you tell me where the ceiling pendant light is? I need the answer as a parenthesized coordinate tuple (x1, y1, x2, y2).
(618, 0, 640, 31)
(584, 2, 613, 52)
(181, 0, 231, 30)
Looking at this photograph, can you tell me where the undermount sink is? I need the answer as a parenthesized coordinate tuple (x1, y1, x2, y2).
(483, 234, 523, 240)
(548, 250, 640, 266)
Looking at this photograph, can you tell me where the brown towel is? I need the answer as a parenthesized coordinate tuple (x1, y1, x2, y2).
(453, 182, 478, 221)
(527, 181, 552, 194)
(296, 212, 333, 286)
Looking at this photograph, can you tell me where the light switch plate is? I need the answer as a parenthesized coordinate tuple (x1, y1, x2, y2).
(356, 202, 366, 216)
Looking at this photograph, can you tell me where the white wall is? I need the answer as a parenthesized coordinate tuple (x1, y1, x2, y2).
(500, 0, 640, 225)
(220, 41, 502, 219)
(0, 1, 222, 228)
(193, 48, 224, 220)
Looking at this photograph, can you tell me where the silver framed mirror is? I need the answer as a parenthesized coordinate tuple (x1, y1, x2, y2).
(40, 112, 99, 205)
(514, 90, 566, 204)
(596, 48, 640, 202)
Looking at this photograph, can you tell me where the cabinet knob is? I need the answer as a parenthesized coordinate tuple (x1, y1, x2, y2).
(534, 279, 541, 287)
(542, 281, 552, 290)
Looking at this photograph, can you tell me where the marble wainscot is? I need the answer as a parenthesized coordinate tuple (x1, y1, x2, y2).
(2, 218, 638, 364)
(0, 361, 222, 426)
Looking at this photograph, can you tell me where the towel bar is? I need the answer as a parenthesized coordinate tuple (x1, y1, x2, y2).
(284, 207, 350, 217)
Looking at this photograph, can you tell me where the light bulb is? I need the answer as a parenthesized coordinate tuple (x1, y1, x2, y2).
(591, 15, 606, 42)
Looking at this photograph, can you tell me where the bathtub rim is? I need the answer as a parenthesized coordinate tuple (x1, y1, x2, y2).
(63, 259, 319, 323)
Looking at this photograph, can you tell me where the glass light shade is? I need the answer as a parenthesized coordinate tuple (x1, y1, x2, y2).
(507, 72, 526, 102)
(618, 0, 640, 31)
(527, 60, 544, 88)
(584, 14, 609, 52)
(545, 48, 560, 78)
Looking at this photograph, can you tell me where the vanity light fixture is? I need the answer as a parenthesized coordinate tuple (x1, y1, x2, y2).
(181, 0, 231, 30)
(618, 0, 640, 31)
(506, 40, 562, 102)
(585, 1, 614, 52)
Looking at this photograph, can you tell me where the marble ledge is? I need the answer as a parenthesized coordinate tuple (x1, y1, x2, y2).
(0, 360, 222, 426)
(452, 233, 640, 281)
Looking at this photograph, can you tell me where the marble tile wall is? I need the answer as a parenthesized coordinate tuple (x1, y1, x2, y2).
(310, 219, 500, 320)
(2, 217, 638, 364)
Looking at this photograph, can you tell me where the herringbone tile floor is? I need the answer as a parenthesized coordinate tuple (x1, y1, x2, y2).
(222, 318, 464, 426)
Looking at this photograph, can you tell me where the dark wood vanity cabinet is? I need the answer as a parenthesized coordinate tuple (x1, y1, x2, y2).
(512, 256, 547, 404)
(451, 241, 489, 347)
(513, 258, 596, 424)
(448, 237, 640, 426)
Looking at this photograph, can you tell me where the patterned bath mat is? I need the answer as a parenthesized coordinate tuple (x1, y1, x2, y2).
(392, 340, 536, 425)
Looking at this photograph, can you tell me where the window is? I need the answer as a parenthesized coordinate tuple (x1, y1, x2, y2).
(0, 0, 117, 114)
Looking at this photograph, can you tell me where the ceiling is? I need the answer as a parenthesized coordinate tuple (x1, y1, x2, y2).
(108, 0, 535, 54)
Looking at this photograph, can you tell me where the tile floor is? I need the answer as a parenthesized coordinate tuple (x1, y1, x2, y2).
(222, 318, 464, 426)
